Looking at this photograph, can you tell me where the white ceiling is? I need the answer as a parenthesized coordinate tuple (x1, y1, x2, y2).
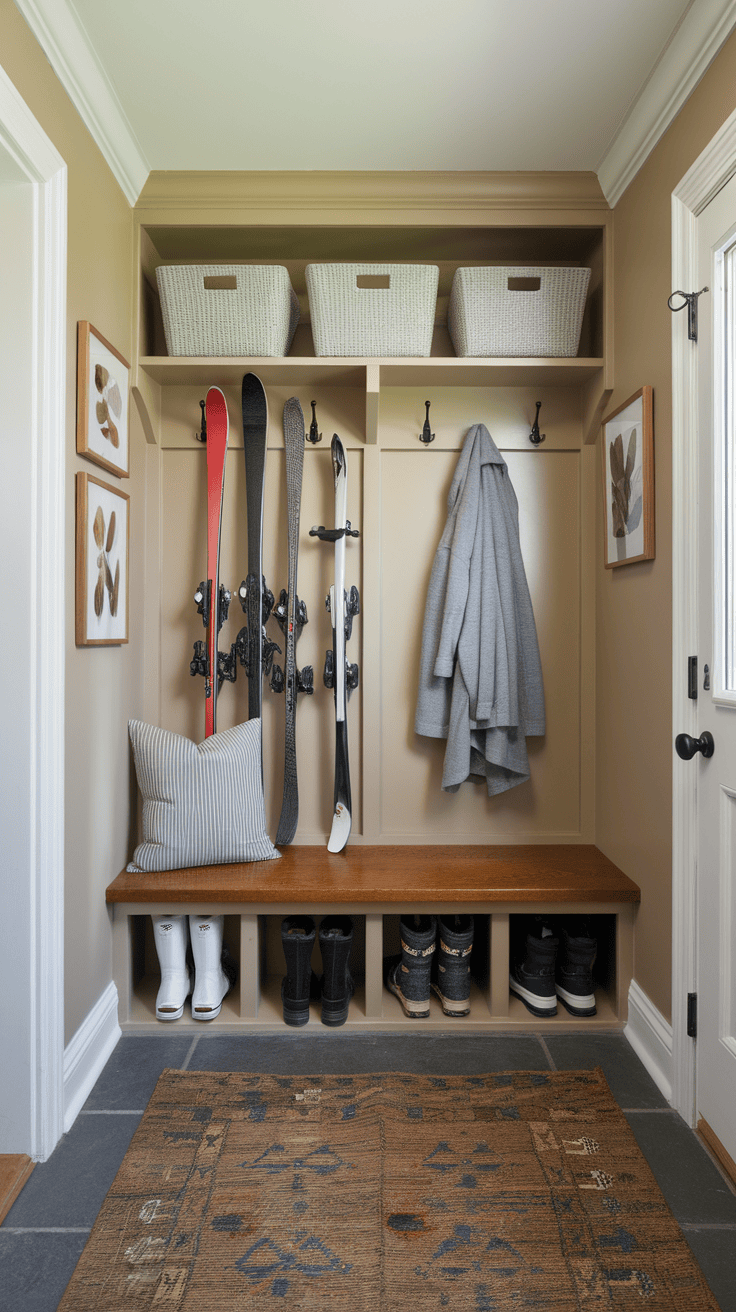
(70, 0, 692, 171)
(11, 0, 736, 202)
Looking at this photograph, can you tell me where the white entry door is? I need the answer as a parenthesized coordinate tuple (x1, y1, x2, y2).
(691, 170, 736, 1163)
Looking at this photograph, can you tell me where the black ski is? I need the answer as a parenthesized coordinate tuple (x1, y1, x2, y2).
(236, 373, 279, 734)
(310, 434, 360, 851)
(274, 398, 313, 845)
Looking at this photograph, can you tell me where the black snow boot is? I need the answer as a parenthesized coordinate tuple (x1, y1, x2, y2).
(281, 915, 316, 1026)
(387, 915, 437, 1018)
(556, 919, 597, 1016)
(318, 916, 354, 1027)
(432, 914, 474, 1016)
(509, 919, 559, 1017)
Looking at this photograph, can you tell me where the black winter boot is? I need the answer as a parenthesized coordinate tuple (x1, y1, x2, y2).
(432, 915, 473, 1016)
(318, 916, 354, 1027)
(387, 915, 437, 1018)
(556, 919, 597, 1016)
(509, 919, 558, 1017)
(281, 915, 316, 1026)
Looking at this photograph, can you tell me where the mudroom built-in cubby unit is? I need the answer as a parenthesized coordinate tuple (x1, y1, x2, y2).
(107, 846, 639, 1034)
(117, 173, 630, 1036)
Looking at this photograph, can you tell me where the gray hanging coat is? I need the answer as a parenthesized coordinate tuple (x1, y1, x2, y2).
(414, 424, 545, 795)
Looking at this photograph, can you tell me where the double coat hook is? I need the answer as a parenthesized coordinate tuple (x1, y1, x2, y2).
(420, 400, 435, 445)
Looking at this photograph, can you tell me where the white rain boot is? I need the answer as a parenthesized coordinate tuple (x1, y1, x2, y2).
(152, 914, 192, 1022)
(189, 915, 233, 1021)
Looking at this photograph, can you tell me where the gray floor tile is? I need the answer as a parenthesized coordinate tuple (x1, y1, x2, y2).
(82, 1034, 194, 1109)
(188, 1032, 550, 1075)
(544, 1031, 669, 1107)
(0, 1231, 88, 1312)
(625, 1110, 736, 1226)
(4, 1113, 141, 1229)
(682, 1227, 736, 1312)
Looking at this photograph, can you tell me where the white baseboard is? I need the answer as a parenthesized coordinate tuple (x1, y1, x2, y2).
(625, 979, 674, 1105)
(63, 981, 121, 1132)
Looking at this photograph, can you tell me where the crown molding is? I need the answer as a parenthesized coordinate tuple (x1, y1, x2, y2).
(13, 0, 149, 204)
(136, 170, 609, 218)
(597, 0, 736, 208)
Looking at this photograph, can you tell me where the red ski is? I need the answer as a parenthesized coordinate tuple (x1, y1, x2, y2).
(190, 386, 235, 737)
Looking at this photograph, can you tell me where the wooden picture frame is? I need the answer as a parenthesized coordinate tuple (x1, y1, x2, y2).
(601, 386, 654, 568)
(75, 472, 129, 645)
(76, 321, 130, 478)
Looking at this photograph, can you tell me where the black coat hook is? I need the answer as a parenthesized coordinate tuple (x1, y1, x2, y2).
(420, 400, 435, 445)
(529, 401, 545, 446)
(306, 400, 322, 444)
(196, 398, 207, 443)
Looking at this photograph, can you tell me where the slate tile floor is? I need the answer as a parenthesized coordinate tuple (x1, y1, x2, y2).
(2, 1031, 735, 1311)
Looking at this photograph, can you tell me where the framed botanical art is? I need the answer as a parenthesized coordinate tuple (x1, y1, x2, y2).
(601, 386, 654, 568)
(76, 321, 130, 478)
(75, 472, 129, 645)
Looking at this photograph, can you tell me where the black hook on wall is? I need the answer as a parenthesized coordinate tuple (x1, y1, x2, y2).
(196, 398, 207, 443)
(420, 400, 435, 445)
(306, 400, 322, 444)
(529, 401, 546, 446)
(668, 286, 708, 342)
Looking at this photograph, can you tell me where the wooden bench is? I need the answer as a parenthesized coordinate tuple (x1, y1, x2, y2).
(107, 845, 640, 1034)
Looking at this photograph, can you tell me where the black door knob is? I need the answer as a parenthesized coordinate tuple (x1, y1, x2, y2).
(675, 731, 715, 760)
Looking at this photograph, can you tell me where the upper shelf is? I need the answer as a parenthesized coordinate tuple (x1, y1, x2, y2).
(138, 355, 605, 389)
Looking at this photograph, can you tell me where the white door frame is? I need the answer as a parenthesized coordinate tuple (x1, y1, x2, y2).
(672, 105, 736, 1125)
(0, 65, 66, 1160)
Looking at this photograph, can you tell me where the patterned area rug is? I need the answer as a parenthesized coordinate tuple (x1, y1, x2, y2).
(59, 1068, 718, 1310)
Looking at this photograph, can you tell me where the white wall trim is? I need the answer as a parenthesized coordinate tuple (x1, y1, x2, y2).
(625, 981, 674, 1104)
(671, 105, 736, 1127)
(12, 0, 149, 204)
(0, 63, 67, 1162)
(597, 0, 736, 207)
(63, 983, 121, 1132)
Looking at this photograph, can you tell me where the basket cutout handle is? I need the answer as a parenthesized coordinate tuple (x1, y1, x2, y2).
(507, 276, 541, 292)
(203, 275, 237, 290)
(356, 274, 390, 289)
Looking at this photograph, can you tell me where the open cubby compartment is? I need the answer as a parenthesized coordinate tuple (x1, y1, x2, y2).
(381, 913, 492, 1028)
(124, 910, 242, 1028)
(138, 223, 607, 363)
(257, 914, 367, 1027)
(507, 911, 620, 1027)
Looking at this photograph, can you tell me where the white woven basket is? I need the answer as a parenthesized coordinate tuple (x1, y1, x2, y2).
(156, 264, 300, 357)
(306, 263, 439, 357)
(448, 266, 591, 357)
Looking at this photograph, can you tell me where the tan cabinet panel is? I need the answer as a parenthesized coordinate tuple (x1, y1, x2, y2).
(379, 387, 582, 451)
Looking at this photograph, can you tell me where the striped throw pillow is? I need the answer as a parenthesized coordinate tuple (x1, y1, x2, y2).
(127, 718, 279, 871)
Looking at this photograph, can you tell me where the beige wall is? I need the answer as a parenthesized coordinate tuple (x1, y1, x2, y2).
(598, 30, 736, 1023)
(1, 2, 140, 1043)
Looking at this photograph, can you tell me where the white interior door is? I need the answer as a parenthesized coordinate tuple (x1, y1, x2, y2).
(693, 170, 736, 1162)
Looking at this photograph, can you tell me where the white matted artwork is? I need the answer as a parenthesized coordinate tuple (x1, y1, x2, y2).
(601, 386, 654, 568)
(76, 320, 130, 478)
(75, 472, 129, 645)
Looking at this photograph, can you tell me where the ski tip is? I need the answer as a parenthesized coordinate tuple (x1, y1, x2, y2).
(242, 371, 265, 397)
(284, 396, 304, 426)
(331, 433, 346, 476)
(205, 385, 228, 426)
(327, 802, 352, 854)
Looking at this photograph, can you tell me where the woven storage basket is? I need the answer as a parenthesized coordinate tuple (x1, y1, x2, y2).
(448, 265, 591, 357)
(306, 263, 439, 357)
(155, 265, 300, 357)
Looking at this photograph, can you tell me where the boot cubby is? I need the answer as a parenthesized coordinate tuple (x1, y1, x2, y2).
(124, 912, 243, 1027)
(256, 915, 368, 1028)
(507, 911, 620, 1027)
